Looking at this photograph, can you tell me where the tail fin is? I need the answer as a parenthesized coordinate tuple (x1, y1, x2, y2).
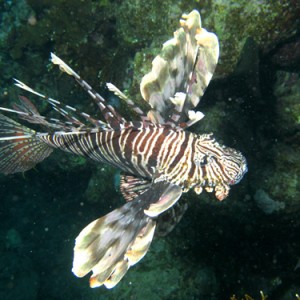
(0, 114, 53, 174)
(72, 181, 182, 288)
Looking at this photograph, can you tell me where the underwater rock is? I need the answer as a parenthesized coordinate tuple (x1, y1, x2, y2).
(271, 36, 300, 71)
(193, 266, 219, 298)
(274, 71, 300, 137)
(254, 189, 285, 214)
(260, 70, 300, 213)
(124, 0, 300, 83)
(115, 0, 182, 47)
(264, 146, 299, 214)
(201, 0, 300, 76)
(104, 239, 182, 298)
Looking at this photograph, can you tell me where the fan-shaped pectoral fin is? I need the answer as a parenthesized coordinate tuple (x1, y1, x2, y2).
(72, 181, 182, 289)
(140, 10, 219, 127)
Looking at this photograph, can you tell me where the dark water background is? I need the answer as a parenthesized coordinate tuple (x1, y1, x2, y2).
(0, 1, 299, 299)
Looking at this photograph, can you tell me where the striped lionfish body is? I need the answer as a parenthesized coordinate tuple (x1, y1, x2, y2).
(0, 11, 247, 288)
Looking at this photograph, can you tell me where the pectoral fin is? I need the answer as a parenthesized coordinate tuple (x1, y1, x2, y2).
(144, 183, 182, 217)
(72, 180, 182, 289)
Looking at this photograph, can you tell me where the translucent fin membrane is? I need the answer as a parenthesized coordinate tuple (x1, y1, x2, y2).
(72, 181, 182, 288)
(140, 10, 219, 128)
(0, 114, 53, 174)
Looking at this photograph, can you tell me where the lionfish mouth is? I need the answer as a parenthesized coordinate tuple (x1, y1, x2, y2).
(231, 156, 248, 185)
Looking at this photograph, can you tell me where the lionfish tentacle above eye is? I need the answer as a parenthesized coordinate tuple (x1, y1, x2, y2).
(51, 53, 125, 129)
(140, 10, 219, 128)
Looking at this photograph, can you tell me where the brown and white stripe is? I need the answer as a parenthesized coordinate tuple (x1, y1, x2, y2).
(37, 122, 246, 196)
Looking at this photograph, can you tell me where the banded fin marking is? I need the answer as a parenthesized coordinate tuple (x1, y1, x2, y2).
(166, 93, 204, 129)
(181, 110, 205, 129)
(140, 10, 219, 127)
(120, 173, 151, 202)
(14, 79, 106, 129)
(0, 114, 53, 174)
(51, 53, 125, 129)
(13, 96, 66, 129)
(1, 96, 88, 133)
(90, 219, 156, 289)
(106, 83, 151, 125)
(72, 181, 180, 288)
(14, 95, 40, 115)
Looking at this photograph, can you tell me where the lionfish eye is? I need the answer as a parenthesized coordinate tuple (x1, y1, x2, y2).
(194, 155, 210, 167)
(201, 155, 209, 166)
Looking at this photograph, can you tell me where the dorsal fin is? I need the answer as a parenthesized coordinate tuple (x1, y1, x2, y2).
(106, 83, 152, 126)
(51, 53, 126, 129)
(13, 79, 107, 130)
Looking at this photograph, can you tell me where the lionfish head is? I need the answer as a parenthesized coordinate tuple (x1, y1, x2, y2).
(194, 134, 247, 201)
(219, 147, 248, 186)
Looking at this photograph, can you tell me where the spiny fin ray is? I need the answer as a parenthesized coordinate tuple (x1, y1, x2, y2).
(13, 79, 107, 130)
(51, 53, 125, 129)
(106, 83, 151, 124)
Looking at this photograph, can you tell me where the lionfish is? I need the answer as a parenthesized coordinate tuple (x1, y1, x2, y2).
(0, 10, 247, 288)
